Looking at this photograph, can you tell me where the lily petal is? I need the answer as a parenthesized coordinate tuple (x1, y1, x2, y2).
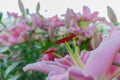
(23, 61, 66, 74)
(83, 32, 120, 79)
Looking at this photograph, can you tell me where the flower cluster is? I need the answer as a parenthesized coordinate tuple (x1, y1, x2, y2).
(0, 0, 119, 80)
(23, 5, 120, 80)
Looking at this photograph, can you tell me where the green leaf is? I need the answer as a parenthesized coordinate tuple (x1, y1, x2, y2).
(18, 0, 25, 14)
(36, 2, 40, 14)
(8, 74, 22, 80)
(0, 12, 3, 22)
(5, 62, 20, 78)
(107, 6, 118, 26)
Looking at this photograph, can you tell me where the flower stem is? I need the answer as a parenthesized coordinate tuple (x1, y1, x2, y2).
(0, 69, 5, 80)
(64, 42, 84, 69)
(73, 38, 80, 57)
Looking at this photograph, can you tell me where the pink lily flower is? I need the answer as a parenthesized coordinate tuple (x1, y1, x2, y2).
(81, 6, 98, 21)
(65, 6, 112, 42)
(31, 14, 44, 27)
(10, 22, 29, 38)
(43, 15, 64, 41)
(0, 54, 8, 58)
(7, 12, 23, 19)
(44, 15, 64, 29)
(0, 22, 30, 46)
(63, 8, 80, 26)
(23, 29, 120, 80)
(0, 34, 9, 46)
(23, 55, 94, 80)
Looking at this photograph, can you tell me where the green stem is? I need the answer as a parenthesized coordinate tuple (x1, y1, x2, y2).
(73, 38, 80, 57)
(64, 42, 84, 69)
(0, 69, 6, 80)
(0, 22, 7, 28)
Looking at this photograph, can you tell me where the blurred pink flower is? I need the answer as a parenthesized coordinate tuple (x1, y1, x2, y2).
(10, 22, 29, 38)
(0, 54, 8, 58)
(31, 14, 44, 27)
(82, 6, 98, 21)
(47, 15, 65, 29)
(7, 12, 23, 19)
(0, 34, 9, 46)
(65, 6, 112, 41)
(39, 48, 58, 61)
(44, 15, 65, 41)
(0, 22, 30, 46)
(63, 8, 80, 26)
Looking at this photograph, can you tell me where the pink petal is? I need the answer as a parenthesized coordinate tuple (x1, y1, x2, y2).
(69, 66, 94, 80)
(48, 26, 55, 41)
(84, 23, 96, 38)
(83, 6, 91, 17)
(0, 54, 8, 58)
(83, 36, 120, 79)
(23, 61, 66, 74)
(46, 71, 69, 80)
(31, 14, 42, 27)
(89, 12, 99, 21)
(80, 50, 91, 64)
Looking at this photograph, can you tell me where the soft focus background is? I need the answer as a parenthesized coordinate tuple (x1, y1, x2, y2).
(0, 0, 120, 20)
(0, 0, 119, 80)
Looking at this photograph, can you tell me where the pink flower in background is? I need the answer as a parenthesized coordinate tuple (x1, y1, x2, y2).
(44, 15, 65, 41)
(40, 48, 58, 61)
(0, 22, 30, 46)
(0, 34, 9, 46)
(63, 8, 80, 26)
(10, 22, 29, 38)
(5, 22, 30, 46)
(7, 12, 23, 19)
(31, 14, 44, 27)
(9, 12, 19, 18)
(81, 6, 98, 21)
(47, 15, 64, 28)
(7, 12, 19, 18)
(0, 54, 8, 58)
(65, 6, 112, 41)
(44, 15, 64, 29)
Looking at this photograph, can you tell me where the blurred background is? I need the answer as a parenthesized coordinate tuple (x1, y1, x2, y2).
(0, 0, 120, 20)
